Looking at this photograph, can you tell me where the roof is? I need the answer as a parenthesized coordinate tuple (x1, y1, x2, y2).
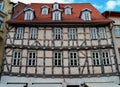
(7, 3, 113, 24)
(102, 11, 120, 18)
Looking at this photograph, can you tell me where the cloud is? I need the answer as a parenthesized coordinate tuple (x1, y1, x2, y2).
(106, 0, 120, 10)
(11, 0, 75, 4)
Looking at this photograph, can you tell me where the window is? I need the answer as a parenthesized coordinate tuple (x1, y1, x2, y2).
(0, 22, 2, 30)
(65, 7, 72, 15)
(24, 10, 34, 20)
(81, 9, 91, 20)
(90, 27, 106, 39)
(0, 2, 4, 11)
(15, 27, 23, 39)
(92, 51, 110, 66)
(92, 52, 101, 65)
(54, 28, 61, 39)
(28, 51, 36, 66)
(12, 51, 21, 66)
(102, 51, 110, 65)
(90, 27, 97, 39)
(69, 52, 78, 66)
(30, 27, 37, 39)
(114, 26, 120, 37)
(52, 11, 61, 20)
(42, 7, 48, 15)
(53, 2, 59, 10)
(54, 51, 62, 66)
(69, 28, 76, 40)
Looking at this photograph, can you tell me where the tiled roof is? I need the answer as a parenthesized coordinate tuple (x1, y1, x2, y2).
(7, 3, 113, 24)
(102, 11, 120, 18)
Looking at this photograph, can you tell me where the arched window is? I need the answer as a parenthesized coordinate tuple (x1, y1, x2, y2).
(64, 6, 72, 15)
(24, 8, 34, 20)
(52, 10, 61, 20)
(41, 5, 49, 15)
(81, 8, 91, 20)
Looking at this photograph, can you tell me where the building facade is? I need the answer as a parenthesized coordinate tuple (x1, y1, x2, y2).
(0, 0, 12, 74)
(103, 11, 120, 75)
(1, 3, 120, 87)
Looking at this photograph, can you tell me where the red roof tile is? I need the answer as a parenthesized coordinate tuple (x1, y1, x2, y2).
(7, 3, 113, 23)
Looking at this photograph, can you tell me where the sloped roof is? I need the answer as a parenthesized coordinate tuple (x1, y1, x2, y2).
(102, 11, 120, 18)
(7, 3, 113, 24)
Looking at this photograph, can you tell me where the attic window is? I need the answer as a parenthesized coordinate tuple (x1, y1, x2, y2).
(53, 2, 59, 10)
(81, 8, 91, 20)
(52, 10, 61, 20)
(24, 10, 34, 20)
(41, 6, 49, 15)
(64, 6, 72, 15)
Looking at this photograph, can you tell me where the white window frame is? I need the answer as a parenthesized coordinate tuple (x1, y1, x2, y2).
(53, 3, 59, 10)
(69, 28, 76, 40)
(54, 51, 62, 66)
(29, 27, 37, 39)
(92, 52, 101, 66)
(28, 51, 36, 66)
(42, 7, 48, 15)
(15, 27, 23, 39)
(69, 51, 78, 66)
(54, 28, 61, 40)
(65, 7, 71, 15)
(81, 11, 91, 20)
(52, 11, 61, 20)
(114, 26, 120, 37)
(0, 2, 4, 11)
(90, 27, 98, 39)
(99, 27, 106, 39)
(12, 51, 21, 66)
(24, 10, 34, 20)
(102, 51, 110, 65)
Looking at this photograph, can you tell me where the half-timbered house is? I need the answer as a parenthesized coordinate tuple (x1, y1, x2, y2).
(1, 2, 120, 87)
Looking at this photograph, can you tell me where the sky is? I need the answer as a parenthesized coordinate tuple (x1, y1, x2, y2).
(10, 0, 120, 13)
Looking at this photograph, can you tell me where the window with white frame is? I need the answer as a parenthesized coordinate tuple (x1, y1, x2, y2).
(24, 10, 34, 20)
(0, 2, 4, 11)
(114, 26, 120, 37)
(81, 11, 91, 20)
(15, 27, 23, 39)
(102, 51, 110, 65)
(69, 28, 76, 40)
(92, 52, 101, 65)
(12, 51, 21, 66)
(52, 11, 61, 20)
(69, 51, 78, 66)
(99, 27, 106, 39)
(53, 2, 59, 10)
(90, 27, 106, 39)
(54, 51, 62, 66)
(65, 7, 72, 15)
(54, 28, 61, 39)
(92, 51, 110, 66)
(42, 7, 48, 15)
(30, 27, 37, 39)
(28, 51, 36, 66)
(90, 27, 98, 39)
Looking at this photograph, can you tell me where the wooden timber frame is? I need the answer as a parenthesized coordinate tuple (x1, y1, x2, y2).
(2, 22, 120, 78)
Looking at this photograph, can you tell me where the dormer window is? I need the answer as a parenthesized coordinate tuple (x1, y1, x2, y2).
(64, 6, 72, 15)
(41, 5, 49, 15)
(52, 10, 61, 20)
(81, 8, 91, 21)
(24, 8, 34, 20)
(0, 1, 4, 11)
(53, 2, 59, 10)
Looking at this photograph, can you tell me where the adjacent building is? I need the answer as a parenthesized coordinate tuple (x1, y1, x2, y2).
(103, 11, 120, 75)
(0, 0, 12, 74)
(1, 2, 120, 87)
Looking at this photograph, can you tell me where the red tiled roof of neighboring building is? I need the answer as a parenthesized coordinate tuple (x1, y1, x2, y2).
(7, 3, 113, 24)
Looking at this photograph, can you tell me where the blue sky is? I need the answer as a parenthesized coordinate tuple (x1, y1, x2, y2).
(11, 0, 120, 13)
